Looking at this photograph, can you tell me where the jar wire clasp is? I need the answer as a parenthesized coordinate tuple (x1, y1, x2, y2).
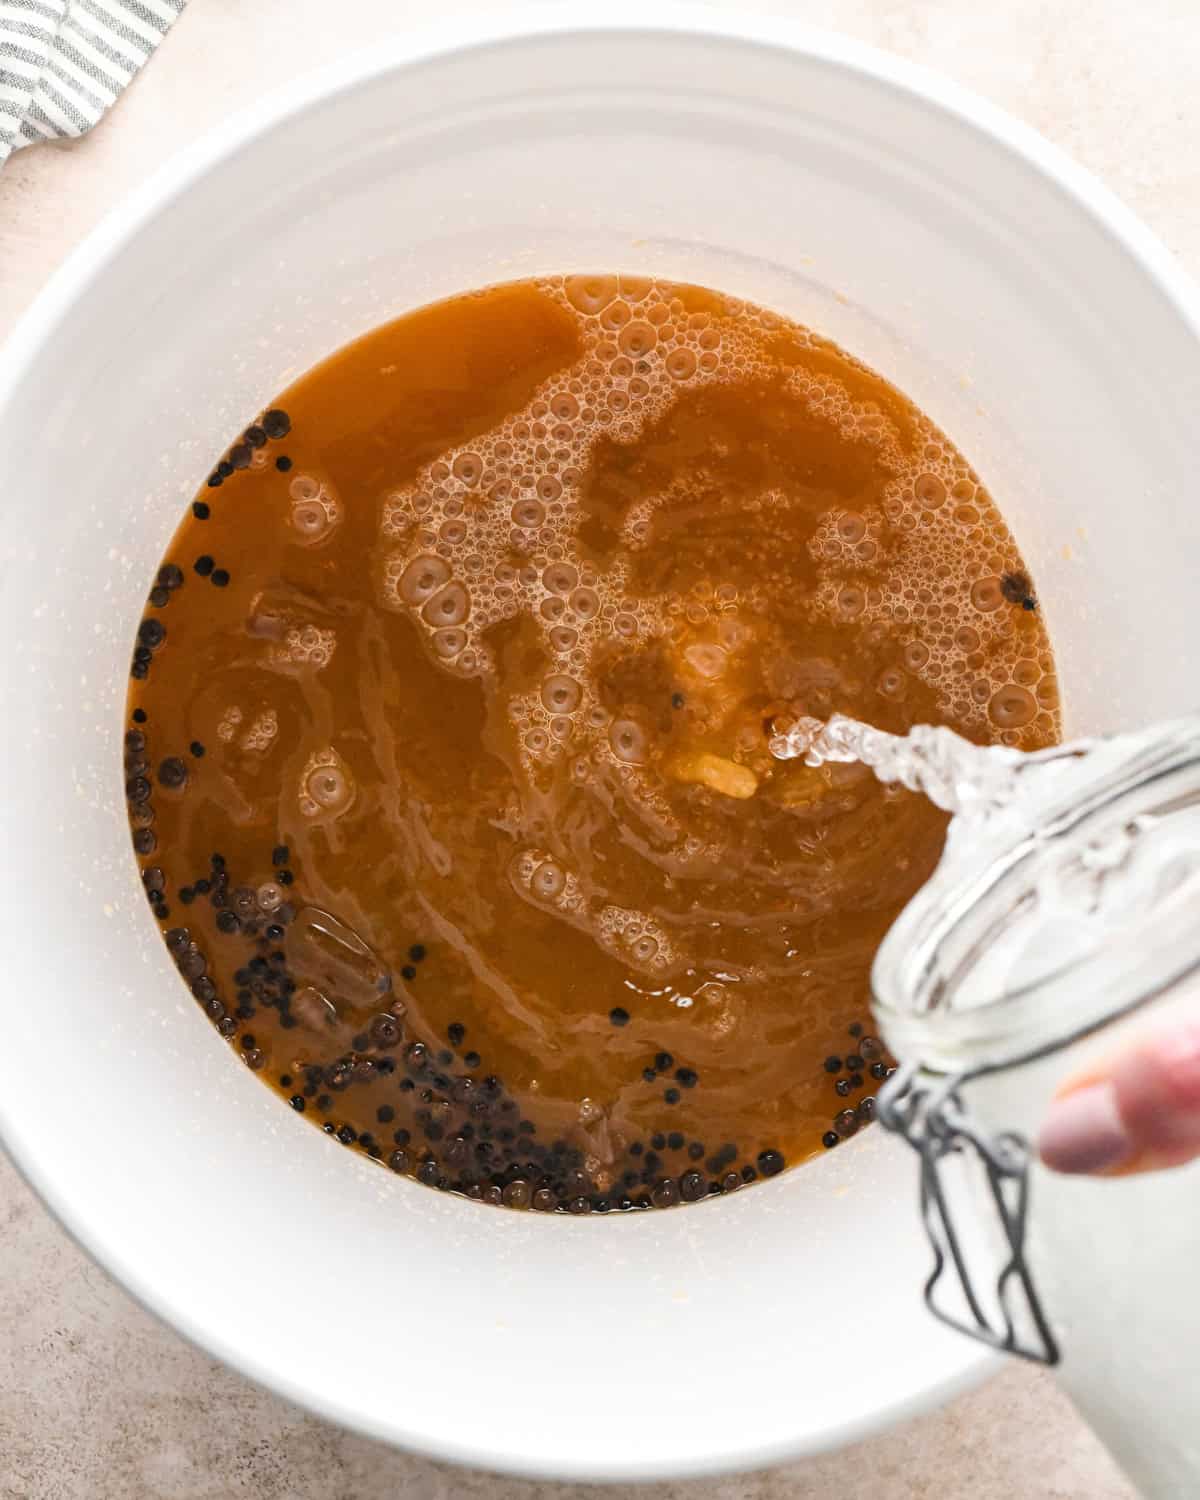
(879, 1062, 1060, 1366)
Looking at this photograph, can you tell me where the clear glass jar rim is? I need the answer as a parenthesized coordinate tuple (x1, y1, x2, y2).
(871, 715, 1200, 1074)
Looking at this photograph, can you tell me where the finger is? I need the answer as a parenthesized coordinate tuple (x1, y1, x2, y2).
(1111, 1024, 1200, 1155)
(1038, 1024, 1200, 1176)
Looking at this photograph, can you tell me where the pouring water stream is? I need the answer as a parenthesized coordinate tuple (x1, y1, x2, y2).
(767, 710, 1095, 820)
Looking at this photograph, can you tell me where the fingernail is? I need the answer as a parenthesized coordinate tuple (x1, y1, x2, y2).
(1038, 1081, 1133, 1174)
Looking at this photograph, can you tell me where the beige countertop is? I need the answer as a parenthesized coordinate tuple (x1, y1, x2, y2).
(3, 1, 1193, 1495)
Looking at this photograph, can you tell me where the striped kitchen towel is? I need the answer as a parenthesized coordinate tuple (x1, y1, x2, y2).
(1, 0, 187, 166)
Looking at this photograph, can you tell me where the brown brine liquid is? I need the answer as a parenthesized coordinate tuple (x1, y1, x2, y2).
(124, 276, 1058, 1213)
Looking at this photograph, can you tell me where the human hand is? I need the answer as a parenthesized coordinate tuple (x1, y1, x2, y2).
(1038, 1025, 1200, 1175)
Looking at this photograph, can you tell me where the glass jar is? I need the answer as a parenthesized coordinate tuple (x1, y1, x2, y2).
(871, 715, 1200, 1500)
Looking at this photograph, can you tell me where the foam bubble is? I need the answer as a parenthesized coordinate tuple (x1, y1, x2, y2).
(422, 582, 470, 628)
(217, 706, 242, 743)
(531, 859, 566, 899)
(298, 748, 356, 820)
(837, 586, 866, 619)
(440, 518, 468, 546)
(970, 577, 1004, 613)
(665, 348, 697, 380)
(541, 674, 581, 714)
(914, 474, 947, 509)
(595, 905, 675, 973)
(989, 683, 1037, 729)
(609, 719, 648, 764)
(242, 709, 278, 754)
(564, 275, 618, 315)
(274, 624, 336, 672)
(433, 627, 467, 659)
(399, 555, 451, 605)
(600, 300, 632, 332)
(870, 663, 905, 700)
(288, 475, 342, 546)
(838, 513, 867, 543)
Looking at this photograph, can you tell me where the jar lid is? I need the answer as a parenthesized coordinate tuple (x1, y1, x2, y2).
(872, 715, 1200, 1074)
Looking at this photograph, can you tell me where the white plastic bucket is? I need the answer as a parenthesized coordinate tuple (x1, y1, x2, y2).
(2, 6, 1199, 1482)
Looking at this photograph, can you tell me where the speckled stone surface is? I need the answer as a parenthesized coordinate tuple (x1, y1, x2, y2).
(6, 1, 1196, 1494)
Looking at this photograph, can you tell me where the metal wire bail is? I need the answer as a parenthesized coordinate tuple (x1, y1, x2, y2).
(878, 1062, 1060, 1366)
